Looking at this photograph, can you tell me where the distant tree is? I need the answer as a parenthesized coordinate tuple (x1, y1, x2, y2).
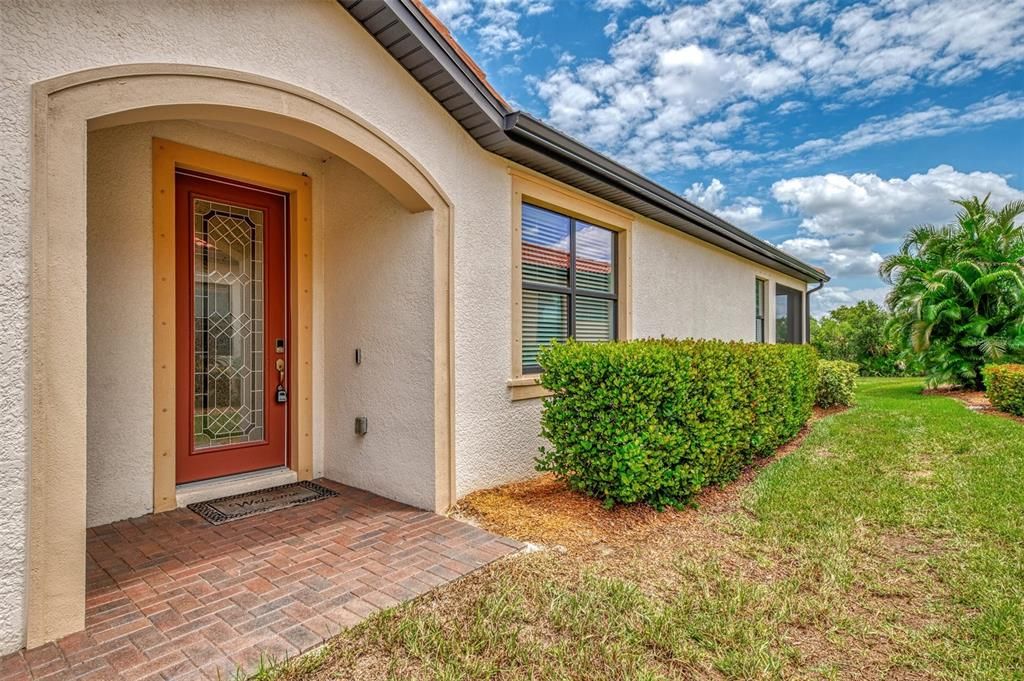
(811, 301, 904, 375)
(880, 196, 1024, 388)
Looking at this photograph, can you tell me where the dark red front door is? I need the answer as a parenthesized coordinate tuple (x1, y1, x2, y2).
(175, 171, 288, 484)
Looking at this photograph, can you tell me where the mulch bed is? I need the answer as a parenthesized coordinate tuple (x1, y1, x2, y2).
(922, 387, 1024, 424)
(453, 406, 845, 549)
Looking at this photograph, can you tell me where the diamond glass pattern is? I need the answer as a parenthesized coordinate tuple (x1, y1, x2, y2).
(193, 200, 265, 449)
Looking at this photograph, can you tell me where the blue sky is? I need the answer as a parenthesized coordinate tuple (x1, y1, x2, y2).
(425, 0, 1024, 314)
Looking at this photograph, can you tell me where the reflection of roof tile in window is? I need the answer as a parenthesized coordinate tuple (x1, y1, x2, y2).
(522, 243, 611, 275)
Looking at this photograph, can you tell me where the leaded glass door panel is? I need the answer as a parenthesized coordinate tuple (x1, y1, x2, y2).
(175, 172, 288, 484)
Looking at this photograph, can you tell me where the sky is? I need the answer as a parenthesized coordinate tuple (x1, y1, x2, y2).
(424, 0, 1024, 315)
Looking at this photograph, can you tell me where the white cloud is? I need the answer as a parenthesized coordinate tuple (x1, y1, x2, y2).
(594, 0, 639, 9)
(430, 0, 475, 29)
(775, 237, 885, 276)
(593, 0, 669, 12)
(694, 94, 1024, 172)
(427, 0, 554, 55)
(527, 0, 1024, 170)
(811, 286, 891, 317)
(683, 178, 727, 207)
(427, 0, 1024, 171)
(787, 94, 1024, 165)
(683, 178, 765, 229)
(772, 164, 1024, 244)
(773, 100, 806, 115)
(717, 200, 765, 228)
(773, 164, 1024, 278)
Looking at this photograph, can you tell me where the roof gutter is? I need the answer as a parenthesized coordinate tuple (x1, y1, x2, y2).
(342, 0, 829, 285)
(505, 113, 829, 284)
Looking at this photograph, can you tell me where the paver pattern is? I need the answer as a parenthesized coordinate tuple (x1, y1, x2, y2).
(0, 480, 520, 680)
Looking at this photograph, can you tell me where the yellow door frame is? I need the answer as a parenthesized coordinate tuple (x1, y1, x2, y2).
(151, 139, 314, 511)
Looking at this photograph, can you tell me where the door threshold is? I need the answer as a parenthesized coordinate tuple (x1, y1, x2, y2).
(175, 467, 298, 508)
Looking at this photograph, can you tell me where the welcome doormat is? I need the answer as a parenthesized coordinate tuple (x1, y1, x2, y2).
(188, 480, 339, 525)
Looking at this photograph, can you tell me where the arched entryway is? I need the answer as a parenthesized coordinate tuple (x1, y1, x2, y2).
(28, 64, 454, 647)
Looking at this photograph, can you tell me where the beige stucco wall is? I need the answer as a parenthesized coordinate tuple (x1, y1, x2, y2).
(87, 120, 442, 522)
(631, 219, 808, 343)
(321, 159, 438, 509)
(315, 154, 542, 506)
(1, 0, 815, 653)
(1, 0, 515, 650)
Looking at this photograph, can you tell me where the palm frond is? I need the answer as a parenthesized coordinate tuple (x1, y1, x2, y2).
(884, 194, 1024, 386)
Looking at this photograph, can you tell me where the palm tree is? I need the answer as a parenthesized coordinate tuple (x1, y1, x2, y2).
(880, 195, 1024, 388)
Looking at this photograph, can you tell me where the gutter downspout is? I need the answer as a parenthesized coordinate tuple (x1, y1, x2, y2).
(805, 281, 825, 343)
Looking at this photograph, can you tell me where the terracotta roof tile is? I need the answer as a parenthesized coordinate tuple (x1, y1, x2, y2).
(410, 0, 511, 109)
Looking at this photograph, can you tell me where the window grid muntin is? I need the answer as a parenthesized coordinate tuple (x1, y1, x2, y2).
(522, 202, 618, 373)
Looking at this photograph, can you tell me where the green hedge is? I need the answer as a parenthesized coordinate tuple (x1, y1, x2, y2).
(983, 364, 1024, 416)
(816, 360, 859, 408)
(535, 339, 818, 509)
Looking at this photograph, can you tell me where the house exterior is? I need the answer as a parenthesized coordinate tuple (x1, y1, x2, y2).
(0, 0, 828, 655)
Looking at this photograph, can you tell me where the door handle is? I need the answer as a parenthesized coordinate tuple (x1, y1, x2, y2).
(275, 358, 287, 404)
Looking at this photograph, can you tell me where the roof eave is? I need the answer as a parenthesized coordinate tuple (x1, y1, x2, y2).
(508, 113, 830, 283)
(339, 0, 829, 285)
(396, 0, 511, 119)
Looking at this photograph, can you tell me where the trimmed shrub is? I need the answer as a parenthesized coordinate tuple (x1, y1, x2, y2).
(816, 360, 859, 408)
(535, 339, 818, 509)
(983, 364, 1024, 416)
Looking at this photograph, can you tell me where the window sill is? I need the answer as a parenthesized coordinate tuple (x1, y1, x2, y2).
(507, 376, 551, 401)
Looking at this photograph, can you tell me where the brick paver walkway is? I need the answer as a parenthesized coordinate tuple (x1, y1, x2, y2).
(0, 480, 521, 680)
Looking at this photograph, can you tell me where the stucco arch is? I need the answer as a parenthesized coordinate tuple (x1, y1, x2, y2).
(28, 64, 454, 647)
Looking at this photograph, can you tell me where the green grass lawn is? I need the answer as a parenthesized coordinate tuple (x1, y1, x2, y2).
(259, 378, 1024, 680)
